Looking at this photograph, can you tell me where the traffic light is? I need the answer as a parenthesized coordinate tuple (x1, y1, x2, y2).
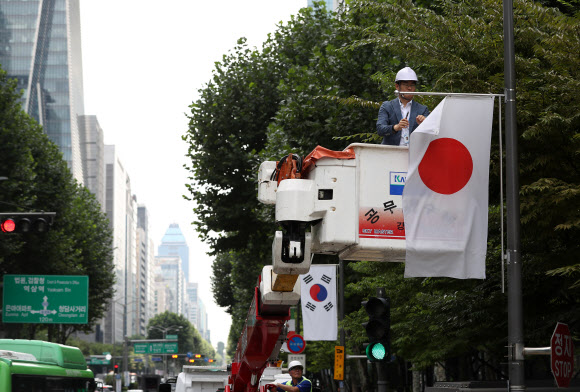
(0, 212, 55, 233)
(114, 364, 119, 373)
(362, 295, 390, 362)
(172, 354, 178, 359)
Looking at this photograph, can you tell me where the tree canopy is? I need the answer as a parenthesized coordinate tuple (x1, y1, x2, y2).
(185, 0, 579, 384)
(0, 68, 115, 343)
(147, 311, 215, 359)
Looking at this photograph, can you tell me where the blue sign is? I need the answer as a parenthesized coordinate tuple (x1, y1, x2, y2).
(288, 334, 306, 354)
(389, 172, 406, 195)
(151, 357, 163, 362)
(134, 358, 143, 362)
(187, 352, 193, 358)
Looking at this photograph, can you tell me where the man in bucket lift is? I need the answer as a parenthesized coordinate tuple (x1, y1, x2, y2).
(267, 360, 312, 392)
(376, 66, 430, 146)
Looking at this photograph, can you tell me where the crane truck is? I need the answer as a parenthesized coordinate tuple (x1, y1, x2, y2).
(225, 143, 409, 392)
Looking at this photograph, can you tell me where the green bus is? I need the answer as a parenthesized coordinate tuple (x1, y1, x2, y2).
(0, 339, 96, 392)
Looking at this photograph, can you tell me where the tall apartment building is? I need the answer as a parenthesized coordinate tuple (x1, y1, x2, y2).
(158, 224, 190, 282)
(136, 205, 154, 336)
(186, 283, 210, 342)
(79, 115, 105, 208)
(154, 256, 185, 316)
(0, 0, 86, 183)
(103, 145, 137, 344)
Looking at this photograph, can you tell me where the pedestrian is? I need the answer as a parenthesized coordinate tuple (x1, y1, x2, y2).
(267, 360, 312, 392)
(376, 67, 429, 146)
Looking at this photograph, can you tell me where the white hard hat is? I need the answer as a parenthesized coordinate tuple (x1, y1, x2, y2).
(395, 67, 418, 82)
(288, 360, 304, 371)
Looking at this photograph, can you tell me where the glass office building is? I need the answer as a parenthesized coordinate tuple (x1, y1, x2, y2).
(158, 224, 191, 283)
(0, 0, 85, 183)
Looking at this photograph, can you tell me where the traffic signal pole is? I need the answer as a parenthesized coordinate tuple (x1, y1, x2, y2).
(375, 288, 388, 392)
(503, 0, 525, 389)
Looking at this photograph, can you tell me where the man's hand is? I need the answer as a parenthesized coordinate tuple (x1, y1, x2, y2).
(416, 115, 426, 125)
(394, 118, 409, 132)
(265, 384, 277, 391)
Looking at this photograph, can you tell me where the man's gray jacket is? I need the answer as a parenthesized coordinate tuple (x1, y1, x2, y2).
(376, 98, 430, 145)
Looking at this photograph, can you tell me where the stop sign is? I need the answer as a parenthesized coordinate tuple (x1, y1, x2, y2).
(551, 322, 574, 388)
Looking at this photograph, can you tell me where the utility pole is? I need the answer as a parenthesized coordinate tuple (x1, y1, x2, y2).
(503, 0, 525, 389)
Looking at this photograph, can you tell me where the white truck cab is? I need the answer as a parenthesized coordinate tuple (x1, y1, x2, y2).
(175, 366, 228, 392)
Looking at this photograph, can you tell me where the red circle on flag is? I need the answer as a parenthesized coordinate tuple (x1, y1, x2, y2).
(418, 138, 473, 195)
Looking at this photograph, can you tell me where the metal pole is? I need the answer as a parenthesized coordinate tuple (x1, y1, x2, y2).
(503, 0, 525, 389)
(339, 258, 345, 347)
(376, 287, 387, 392)
(123, 336, 128, 373)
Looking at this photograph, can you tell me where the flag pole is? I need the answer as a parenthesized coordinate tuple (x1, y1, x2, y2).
(503, 0, 525, 388)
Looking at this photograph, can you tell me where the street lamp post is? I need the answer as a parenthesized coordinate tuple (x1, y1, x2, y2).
(148, 325, 183, 378)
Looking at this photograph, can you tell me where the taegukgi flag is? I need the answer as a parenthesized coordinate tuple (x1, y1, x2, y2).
(300, 265, 337, 341)
(403, 96, 494, 279)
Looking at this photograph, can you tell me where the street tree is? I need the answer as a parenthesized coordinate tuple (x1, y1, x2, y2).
(0, 68, 115, 343)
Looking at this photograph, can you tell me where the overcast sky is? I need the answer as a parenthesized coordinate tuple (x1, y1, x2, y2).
(80, 0, 307, 349)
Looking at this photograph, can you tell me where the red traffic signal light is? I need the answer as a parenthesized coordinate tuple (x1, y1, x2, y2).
(1, 218, 16, 232)
(0, 213, 55, 233)
(114, 364, 119, 373)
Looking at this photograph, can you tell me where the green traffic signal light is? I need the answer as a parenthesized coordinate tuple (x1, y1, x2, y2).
(366, 342, 387, 361)
(362, 293, 391, 362)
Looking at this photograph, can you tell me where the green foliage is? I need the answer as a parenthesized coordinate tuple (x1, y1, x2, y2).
(186, 2, 390, 358)
(0, 68, 115, 343)
(147, 311, 215, 359)
(186, 0, 579, 379)
(341, 0, 580, 373)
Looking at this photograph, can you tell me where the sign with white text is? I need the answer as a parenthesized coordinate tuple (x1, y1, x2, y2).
(2, 275, 88, 324)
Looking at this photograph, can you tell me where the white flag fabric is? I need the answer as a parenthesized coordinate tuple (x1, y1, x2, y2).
(300, 265, 337, 341)
(403, 96, 494, 279)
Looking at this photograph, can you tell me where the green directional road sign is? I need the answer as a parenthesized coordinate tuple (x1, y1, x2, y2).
(88, 357, 111, 365)
(2, 275, 88, 324)
(133, 342, 178, 354)
(166, 334, 178, 340)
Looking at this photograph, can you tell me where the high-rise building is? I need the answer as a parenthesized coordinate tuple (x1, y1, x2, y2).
(0, 0, 86, 183)
(158, 224, 190, 282)
(185, 282, 210, 343)
(154, 256, 185, 316)
(136, 205, 154, 336)
(79, 115, 105, 209)
(103, 145, 137, 344)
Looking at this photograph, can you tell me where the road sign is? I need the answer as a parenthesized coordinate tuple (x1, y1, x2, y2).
(133, 342, 178, 354)
(88, 357, 110, 365)
(334, 346, 345, 380)
(151, 357, 163, 362)
(2, 275, 88, 324)
(287, 334, 306, 354)
(551, 322, 574, 388)
(166, 334, 178, 339)
(288, 354, 306, 373)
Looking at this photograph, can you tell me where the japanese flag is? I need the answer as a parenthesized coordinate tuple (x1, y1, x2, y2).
(403, 96, 494, 279)
(300, 265, 337, 341)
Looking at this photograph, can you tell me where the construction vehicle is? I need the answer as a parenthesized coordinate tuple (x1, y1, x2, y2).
(225, 144, 409, 392)
(174, 366, 228, 392)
